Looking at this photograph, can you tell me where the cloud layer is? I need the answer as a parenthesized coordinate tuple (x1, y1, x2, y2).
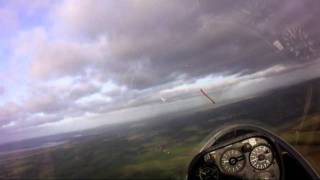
(0, 0, 320, 143)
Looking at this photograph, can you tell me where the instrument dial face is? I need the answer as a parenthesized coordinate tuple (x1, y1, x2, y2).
(220, 149, 245, 174)
(249, 145, 273, 170)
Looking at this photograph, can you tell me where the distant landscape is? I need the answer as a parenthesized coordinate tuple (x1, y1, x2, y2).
(0, 78, 320, 179)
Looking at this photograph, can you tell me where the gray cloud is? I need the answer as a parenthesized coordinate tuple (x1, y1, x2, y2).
(0, 86, 4, 96)
(2, 0, 320, 142)
(25, 94, 69, 114)
(0, 7, 18, 37)
(68, 79, 100, 100)
(0, 102, 23, 127)
(47, 0, 320, 90)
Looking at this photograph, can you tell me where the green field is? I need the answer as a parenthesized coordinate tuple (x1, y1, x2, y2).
(1, 113, 320, 179)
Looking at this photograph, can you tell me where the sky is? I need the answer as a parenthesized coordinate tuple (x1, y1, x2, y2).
(0, 0, 320, 144)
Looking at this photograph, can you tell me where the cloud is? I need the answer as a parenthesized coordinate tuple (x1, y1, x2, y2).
(5, 0, 53, 17)
(2, 0, 320, 143)
(0, 7, 18, 36)
(0, 102, 23, 127)
(75, 93, 112, 107)
(24, 94, 68, 114)
(1, 121, 16, 128)
(23, 112, 62, 127)
(69, 81, 100, 100)
(48, 0, 316, 91)
(0, 86, 4, 96)
(9, 0, 314, 92)
(13, 27, 109, 79)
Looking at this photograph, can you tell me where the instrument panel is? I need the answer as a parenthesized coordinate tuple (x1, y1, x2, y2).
(201, 137, 280, 180)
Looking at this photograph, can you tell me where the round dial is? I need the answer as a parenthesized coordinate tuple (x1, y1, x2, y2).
(220, 149, 245, 174)
(249, 145, 273, 170)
